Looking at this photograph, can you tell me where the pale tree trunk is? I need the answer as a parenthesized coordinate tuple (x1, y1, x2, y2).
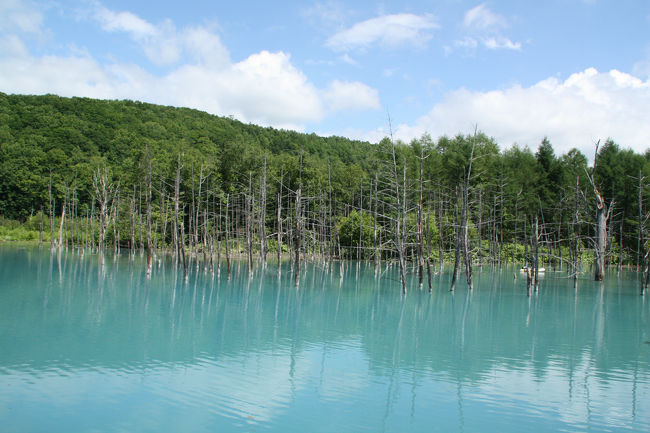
(388, 114, 407, 294)
(417, 148, 425, 287)
(260, 158, 267, 264)
(277, 171, 283, 265)
(586, 141, 614, 282)
(146, 159, 153, 276)
(92, 168, 115, 252)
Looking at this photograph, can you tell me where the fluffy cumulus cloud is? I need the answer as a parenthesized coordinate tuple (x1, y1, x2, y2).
(325, 13, 439, 51)
(92, 4, 229, 67)
(323, 80, 380, 111)
(0, 3, 380, 130)
(391, 68, 650, 156)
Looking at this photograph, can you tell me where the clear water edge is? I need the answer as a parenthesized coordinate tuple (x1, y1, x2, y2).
(1, 245, 649, 432)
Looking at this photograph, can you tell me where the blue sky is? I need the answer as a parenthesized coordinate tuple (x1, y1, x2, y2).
(1, 0, 649, 157)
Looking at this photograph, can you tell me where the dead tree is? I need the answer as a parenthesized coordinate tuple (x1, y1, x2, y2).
(637, 170, 646, 271)
(145, 158, 153, 275)
(451, 131, 476, 291)
(294, 159, 303, 285)
(277, 170, 284, 264)
(58, 183, 67, 249)
(260, 157, 268, 263)
(387, 115, 407, 293)
(173, 153, 187, 273)
(417, 147, 427, 287)
(246, 172, 254, 271)
(225, 194, 231, 275)
(585, 141, 614, 281)
(48, 173, 55, 248)
(91, 167, 116, 251)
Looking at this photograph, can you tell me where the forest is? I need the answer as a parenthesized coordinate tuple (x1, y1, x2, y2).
(1, 92, 649, 291)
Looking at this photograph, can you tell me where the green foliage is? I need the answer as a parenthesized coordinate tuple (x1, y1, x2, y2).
(0, 216, 41, 242)
(336, 210, 376, 258)
(1, 92, 649, 267)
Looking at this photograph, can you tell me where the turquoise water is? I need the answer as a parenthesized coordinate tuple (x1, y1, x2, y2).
(1, 246, 649, 433)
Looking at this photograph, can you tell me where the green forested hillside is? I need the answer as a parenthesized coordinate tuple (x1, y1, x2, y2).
(1, 92, 649, 278)
(0, 92, 375, 219)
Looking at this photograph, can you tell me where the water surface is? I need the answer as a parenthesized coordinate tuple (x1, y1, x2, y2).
(1, 246, 649, 432)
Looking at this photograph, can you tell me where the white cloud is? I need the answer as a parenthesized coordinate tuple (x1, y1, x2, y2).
(0, 33, 29, 57)
(303, 1, 347, 28)
(453, 4, 521, 52)
(91, 5, 229, 67)
(483, 36, 521, 51)
(0, 3, 385, 130)
(340, 53, 358, 65)
(0, 50, 115, 99)
(0, 0, 43, 35)
(0, 1, 382, 131)
(449, 35, 520, 53)
(325, 13, 438, 51)
(93, 7, 157, 38)
(463, 3, 508, 31)
(0, 43, 324, 129)
(389, 68, 650, 156)
(323, 80, 380, 111)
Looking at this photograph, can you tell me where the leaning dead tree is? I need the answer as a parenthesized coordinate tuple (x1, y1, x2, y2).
(585, 141, 614, 281)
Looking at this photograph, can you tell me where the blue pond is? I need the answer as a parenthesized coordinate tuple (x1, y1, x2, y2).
(1, 246, 649, 432)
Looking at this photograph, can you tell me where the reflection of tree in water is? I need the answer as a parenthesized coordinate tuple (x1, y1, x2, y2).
(1, 248, 649, 431)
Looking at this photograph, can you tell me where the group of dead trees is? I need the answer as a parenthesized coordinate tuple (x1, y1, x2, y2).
(42, 141, 649, 293)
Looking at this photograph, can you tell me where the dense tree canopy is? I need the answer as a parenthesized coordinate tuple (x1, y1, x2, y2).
(1, 92, 649, 270)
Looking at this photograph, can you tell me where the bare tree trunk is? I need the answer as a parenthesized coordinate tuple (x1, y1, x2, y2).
(58, 186, 66, 249)
(450, 189, 461, 292)
(39, 205, 44, 246)
(49, 173, 55, 248)
(425, 204, 433, 292)
(92, 168, 115, 252)
(247, 173, 254, 272)
(594, 199, 610, 281)
(260, 158, 267, 264)
(173, 154, 186, 274)
(294, 183, 302, 285)
(146, 159, 153, 276)
(586, 141, 614, 282)
(277, 171, 283, 264)
(112, 191, 119, 253)
(90, 201, 95, 250)
(534, 216, 540, 292)
(373, 174, 379, 266)
(438, 186, 444, 273)
(131, 185, 137, 255)
(463, 185, 473, 289)
(618, 217, 624, 273)
(225, 194, 231, 276)
(358, 183, 363, 261)
(417, 148, 425, 287)
(638, 170, 645, 272)
(388, 115, 407, 294)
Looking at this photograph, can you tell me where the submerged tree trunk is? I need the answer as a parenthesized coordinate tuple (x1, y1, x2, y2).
(260, 157, 268, 264)
(145, 159, 153, 276)
(294, 183, 302, 284)
(92, 168, 115, 252)
(225, 194, 231, 276)
(586, 141, 614, 282)
(417, 147, 425, 287)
